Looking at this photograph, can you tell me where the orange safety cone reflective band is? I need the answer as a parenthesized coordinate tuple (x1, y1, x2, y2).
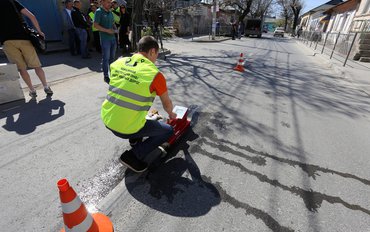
(58, 179, 114, 232)
(233, 53, 245, 72)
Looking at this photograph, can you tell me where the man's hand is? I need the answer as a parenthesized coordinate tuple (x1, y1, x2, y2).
(168, 112, 177, 120)
(106, 28, 115, 34)
(159, 91, 176, 120)
(38, 31, 45, 39)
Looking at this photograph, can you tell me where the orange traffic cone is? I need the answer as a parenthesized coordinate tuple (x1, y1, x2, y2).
(233, 53, 245, 72)
(58, 178, 113, 232)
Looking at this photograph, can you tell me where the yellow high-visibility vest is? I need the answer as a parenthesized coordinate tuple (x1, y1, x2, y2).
(112, 7, 120, 25)
(89, 12, 98, 32)
(101, 54, 159, 134)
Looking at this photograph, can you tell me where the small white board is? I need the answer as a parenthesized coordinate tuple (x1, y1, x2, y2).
(173, 106, 188, 119)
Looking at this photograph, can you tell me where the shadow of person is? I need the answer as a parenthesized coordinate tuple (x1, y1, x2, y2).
(125, 128, 221, 217)
(2, 96, 65, 135)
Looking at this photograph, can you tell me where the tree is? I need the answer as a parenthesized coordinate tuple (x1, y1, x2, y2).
(222, 0, 274, 22)
(290, 0, 303, 34)
(130, 0, 145, 51)
(222, 0, 254, 22)
(277, 0, 293, 31)
(250, 0, 274, 19)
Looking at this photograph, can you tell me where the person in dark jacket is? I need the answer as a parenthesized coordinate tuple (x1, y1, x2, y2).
(71, 0, 91, 59)
(119, 4, 131, 56)
(62, 0, 80, 56)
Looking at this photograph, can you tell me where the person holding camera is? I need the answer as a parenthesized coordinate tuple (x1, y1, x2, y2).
(0, 0, 53, 98)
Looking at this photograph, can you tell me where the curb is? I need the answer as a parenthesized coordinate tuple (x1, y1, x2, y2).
(191, 37, 230, 43)
(96, 176, 129, 216)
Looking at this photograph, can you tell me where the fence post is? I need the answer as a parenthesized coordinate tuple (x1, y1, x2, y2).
(314, 36, 319, 50)
(330, 32, 341, 59)
(309, 32, 315, 47)
(303, 33, 308, 44)
(343, 32, 358, 67)
(321, 32, 329, 54)
(209, 25, 211, 40)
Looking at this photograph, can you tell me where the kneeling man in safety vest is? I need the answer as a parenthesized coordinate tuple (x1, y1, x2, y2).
(101, 36, 177, 172)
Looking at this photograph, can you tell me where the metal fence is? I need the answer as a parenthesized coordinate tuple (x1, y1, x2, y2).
(195, 25, 233, 39)
(298, 30, 370, 67)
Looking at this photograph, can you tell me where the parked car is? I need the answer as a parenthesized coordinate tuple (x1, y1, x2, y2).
(274, 27, 285, 37)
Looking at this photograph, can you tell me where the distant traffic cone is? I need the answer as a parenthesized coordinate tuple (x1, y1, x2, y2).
(233, 53, 245, 72)
(58, 178, 113, 232)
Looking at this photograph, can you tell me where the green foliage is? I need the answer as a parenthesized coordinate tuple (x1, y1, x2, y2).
(275, 19, 285, 27)
(141, 27, 153, 36)
(141, 27, 174, 38)
(162, 27, 174, 38)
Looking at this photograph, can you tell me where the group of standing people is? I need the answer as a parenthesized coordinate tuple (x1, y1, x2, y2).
(0, 0, 178, 174)
(62, 0, 131, 83)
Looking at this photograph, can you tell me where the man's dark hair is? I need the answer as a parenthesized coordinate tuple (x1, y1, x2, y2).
(138, 36, 159, 53)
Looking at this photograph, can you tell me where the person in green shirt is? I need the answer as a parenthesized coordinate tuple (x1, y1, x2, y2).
(93, 0, 116, 84)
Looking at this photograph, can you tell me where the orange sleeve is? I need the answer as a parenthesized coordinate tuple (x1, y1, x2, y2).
(150, 72, 167, 96)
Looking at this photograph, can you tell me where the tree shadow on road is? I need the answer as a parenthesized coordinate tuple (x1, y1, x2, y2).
(1, 96, 65, 135)
(124, 127, 221, 217)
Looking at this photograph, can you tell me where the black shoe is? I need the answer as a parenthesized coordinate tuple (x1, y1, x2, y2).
(158, 142, 170, 158)
(29, 90, 37, 98)
(119, 150, 148, 173)
(44, 86, 53, 96)
(129, 137, 143, 147)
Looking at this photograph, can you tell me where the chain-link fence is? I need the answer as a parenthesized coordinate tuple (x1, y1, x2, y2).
(298, 31, 370, 67)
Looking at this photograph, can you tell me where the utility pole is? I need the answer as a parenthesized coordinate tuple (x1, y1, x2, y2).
(211, 0, 218, 40)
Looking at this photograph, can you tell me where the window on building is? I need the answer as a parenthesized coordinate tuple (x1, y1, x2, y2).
(333, 15, 341, 31)
(362, 0, 370, 14)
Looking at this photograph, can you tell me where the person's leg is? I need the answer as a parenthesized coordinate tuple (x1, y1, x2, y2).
(19, 69, 34, 91)
(34, 67, 47, 86)
(109, 38, 117, 64)
(68, 29, 77, 55)
(3, 40, 41, 97)
(122, 35, 130, 55)
(75, 30, 81, 55)
(100, 39, 110, 83)
(19, 40, 49, 88)
(3, 41, 29, 84)
(130, 120, 174, 160)
(93, 31, 101, 52)
(76, 28, 88, 58)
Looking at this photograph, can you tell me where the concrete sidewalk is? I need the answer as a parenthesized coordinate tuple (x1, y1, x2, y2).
(0, 42, 171, 91)
(295, 38, 370, 96)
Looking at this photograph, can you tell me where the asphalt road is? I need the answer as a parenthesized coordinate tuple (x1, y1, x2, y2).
(1, 34, 370, 231)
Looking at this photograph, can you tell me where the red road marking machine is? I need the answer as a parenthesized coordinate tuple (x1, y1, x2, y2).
(167, 106, 191, 145)
(147, 105, 191, 146)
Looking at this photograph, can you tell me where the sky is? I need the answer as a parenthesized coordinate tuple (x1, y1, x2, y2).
(303, 0, 330, 13)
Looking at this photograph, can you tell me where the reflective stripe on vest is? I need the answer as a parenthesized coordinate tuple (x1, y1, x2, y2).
(106, 95, 151, 111)
(109, 85, 155, 103)
(101, 54, 159, 134)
